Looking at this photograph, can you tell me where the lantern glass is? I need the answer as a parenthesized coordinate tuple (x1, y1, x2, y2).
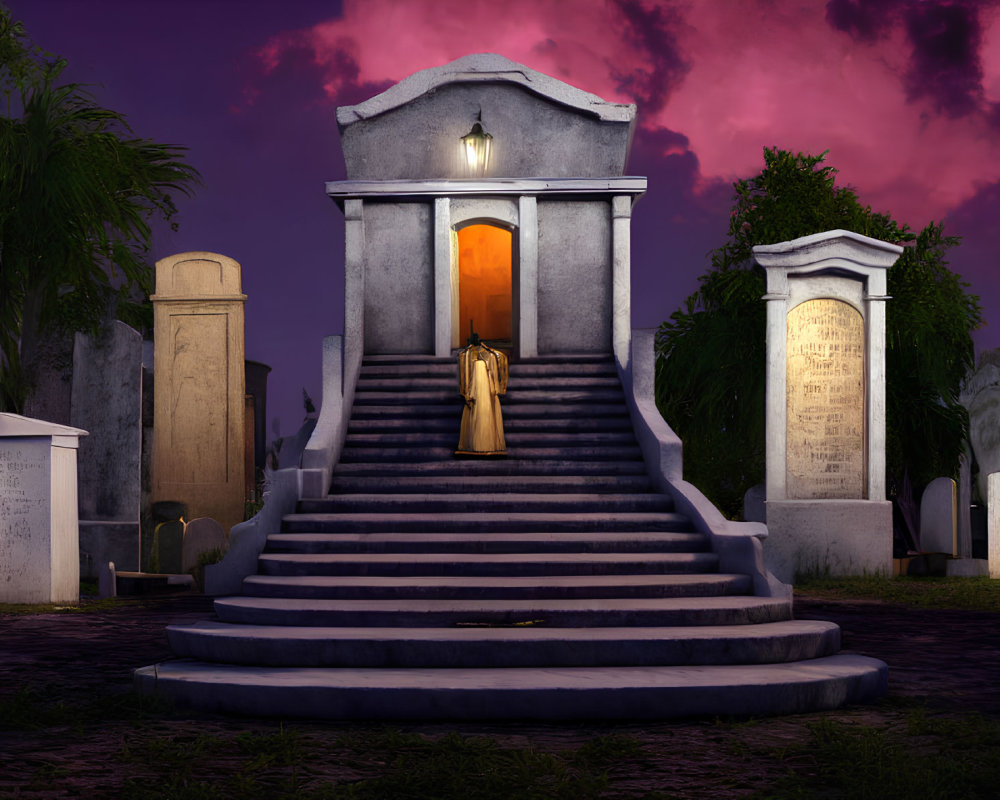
(461, 121, 492, 177)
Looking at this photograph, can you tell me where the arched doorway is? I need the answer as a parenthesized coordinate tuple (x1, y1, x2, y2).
(456, 223, 513, 348)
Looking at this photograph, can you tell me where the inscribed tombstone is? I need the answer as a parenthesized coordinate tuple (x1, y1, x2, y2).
(151, 253, 247, 534)
(785, 299, 865, 499)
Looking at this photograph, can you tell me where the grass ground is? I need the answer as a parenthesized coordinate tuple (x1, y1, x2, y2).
(1, 576, 998, 799)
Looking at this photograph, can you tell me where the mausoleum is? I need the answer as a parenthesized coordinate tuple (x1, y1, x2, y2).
(136, 54, 888, 720)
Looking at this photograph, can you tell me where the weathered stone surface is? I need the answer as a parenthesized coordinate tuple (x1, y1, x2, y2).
(72, 321, 142, 521)
(362, 203, 434, 354)
(990, 473, 1000, 579)
(919, 477, 957, 555)
(337, 54, 635, 181)
(537, 200, 611, 354)
(0, 414, 86, 603)
(785, 299, 865, 500)
(764, 500, 893, 583)
(151, 252, 246, 535)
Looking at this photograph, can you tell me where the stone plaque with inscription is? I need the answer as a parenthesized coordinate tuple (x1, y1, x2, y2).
(786, 298, 866, 499)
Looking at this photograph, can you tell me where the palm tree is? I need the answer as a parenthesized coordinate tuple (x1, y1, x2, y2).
(0, 7, 199, 411)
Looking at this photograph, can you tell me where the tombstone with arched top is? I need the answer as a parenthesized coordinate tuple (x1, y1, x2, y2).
(755, 230, 903, 582)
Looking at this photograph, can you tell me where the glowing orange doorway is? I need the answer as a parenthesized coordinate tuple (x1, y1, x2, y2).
(457, 224, 512, 345)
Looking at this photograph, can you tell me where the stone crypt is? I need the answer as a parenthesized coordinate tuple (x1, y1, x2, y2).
(135, 54, 888, 719)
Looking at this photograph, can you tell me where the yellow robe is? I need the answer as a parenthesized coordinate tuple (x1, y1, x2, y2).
(456, 344, 508, 455)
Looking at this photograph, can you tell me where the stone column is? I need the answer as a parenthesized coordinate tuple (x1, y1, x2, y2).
(434, 197, 453, 357)
(151, 252, 247, 535)
(754, 230, 902, 582)
(517, 195, 539, 359)
(611, 195, 633, 371)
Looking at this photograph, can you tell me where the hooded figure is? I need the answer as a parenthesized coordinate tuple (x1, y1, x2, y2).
(456, 332, 508, 456)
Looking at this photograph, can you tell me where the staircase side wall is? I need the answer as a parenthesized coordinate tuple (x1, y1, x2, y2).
(621, 328, 791, 599)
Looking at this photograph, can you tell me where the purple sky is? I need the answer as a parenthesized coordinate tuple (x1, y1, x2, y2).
(11, 0, 1000, 441)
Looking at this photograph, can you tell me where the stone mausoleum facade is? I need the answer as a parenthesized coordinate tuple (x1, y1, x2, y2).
(326, 53, 645, 366)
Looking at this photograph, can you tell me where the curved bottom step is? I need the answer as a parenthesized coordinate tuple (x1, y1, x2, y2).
(134, 655, 887, 720)
(166, 619, 842, 667)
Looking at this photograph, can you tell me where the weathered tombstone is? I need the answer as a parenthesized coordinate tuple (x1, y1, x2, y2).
(989, 473, 1000, 579)
(151, 252, 247, 534)
(0, 414, 87, 603)
(960, 350, 1000, 504)
(743, 484, 766, 523)
(182, 517, 227, 574)
(155, 519, 185, 575)
(71, 320, 143, 579)
(755, 230, 901, 582)
(919, 477, 957, 555)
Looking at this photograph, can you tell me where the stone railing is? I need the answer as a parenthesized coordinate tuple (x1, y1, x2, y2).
(618, 328, 790, 599)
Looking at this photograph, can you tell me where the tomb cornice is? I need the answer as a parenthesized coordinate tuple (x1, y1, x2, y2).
(326, 177, 647, 205)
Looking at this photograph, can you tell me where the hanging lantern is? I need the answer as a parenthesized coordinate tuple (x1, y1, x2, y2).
(461, 114, 492, 177)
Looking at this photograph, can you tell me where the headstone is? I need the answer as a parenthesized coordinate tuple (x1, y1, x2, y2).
(958, 452, 973, 558)
(151, 252, 247, 535)
(0, 414, 87, 603)
(919, 477, 957, 555)
(182, 517, 227, 574)
(743, 484, 766, 523)
(71, 321, 143, 579)
(155, 519, 185, 575)
(755, 231, 901, 582)
(960, 350, 1000, 504)
(988, 473, 1000, 579)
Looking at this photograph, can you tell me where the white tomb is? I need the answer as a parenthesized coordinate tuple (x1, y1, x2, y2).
(755, 230, 902, 581)
(0, 413, 87, 603)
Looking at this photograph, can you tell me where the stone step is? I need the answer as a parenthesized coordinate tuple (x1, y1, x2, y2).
(347, 416, 635, 433)
(241, 573, 747, 600)
(257, 551, 719, 578)
(357, 376, 623, 392)
(266, 531, 702, 555)
(212, 594, 792, 628)
(337, 445, 644, 462)
(281, 510, 692, 534)
(331, 460, 649, 478)
(296, 492, 671, 515)
(165, 619, 840, 668)
(134, 656, 889, 719)
(362, 353, 613, 366)
(343, 431, 638, 448)
(352, 388, 625, 405)
(328, 473, 653, 494)
(359, 360, 618, 379)
(348, 403, 630, 419)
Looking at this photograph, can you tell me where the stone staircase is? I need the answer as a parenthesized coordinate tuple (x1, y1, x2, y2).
(135, 354, 887, 719)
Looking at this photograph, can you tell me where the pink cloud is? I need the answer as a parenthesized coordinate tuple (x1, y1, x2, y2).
(254, 0, 1000, 229)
